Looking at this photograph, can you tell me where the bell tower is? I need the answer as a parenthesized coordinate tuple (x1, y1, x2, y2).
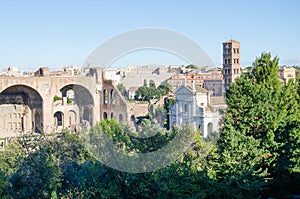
(223, 39, 241, 90)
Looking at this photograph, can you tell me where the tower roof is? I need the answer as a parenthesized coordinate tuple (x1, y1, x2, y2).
(223, 39, 240, 44)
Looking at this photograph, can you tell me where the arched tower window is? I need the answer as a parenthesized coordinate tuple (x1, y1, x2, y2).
(103, 90, 108, 104)
(103, 112, 108, 119)
(110, 89, 116, 105)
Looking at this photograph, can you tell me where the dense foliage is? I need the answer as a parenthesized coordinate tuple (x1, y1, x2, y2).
(135, 80, 172, 101)
(213, 53, 300, 198)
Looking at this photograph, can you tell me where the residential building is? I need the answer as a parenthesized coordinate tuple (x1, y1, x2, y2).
(167, 71, 224, 96)
(278, 66, 296, 83)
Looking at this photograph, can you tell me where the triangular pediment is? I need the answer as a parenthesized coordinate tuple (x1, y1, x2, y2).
(174, 85, 194, 95)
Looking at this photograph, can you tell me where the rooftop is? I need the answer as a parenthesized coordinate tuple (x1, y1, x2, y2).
(223, 39, 241, 44)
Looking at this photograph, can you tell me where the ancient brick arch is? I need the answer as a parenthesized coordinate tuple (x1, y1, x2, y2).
(60, 84, 94, 125)
(0, 75, 101, 134)
(0, 84, 44, 133)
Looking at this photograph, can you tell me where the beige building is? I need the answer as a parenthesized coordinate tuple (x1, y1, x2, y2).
(223, 40, 241, 90)
(167, 71, 224, 96)
(120, 65, 178, 89)
(278, 66, 296, 83)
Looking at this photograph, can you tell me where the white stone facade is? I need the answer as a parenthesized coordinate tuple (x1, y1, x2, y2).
(169, 85, 222, 138)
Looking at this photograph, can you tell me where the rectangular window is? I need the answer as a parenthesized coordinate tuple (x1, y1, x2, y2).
(184, 104, 188, 113)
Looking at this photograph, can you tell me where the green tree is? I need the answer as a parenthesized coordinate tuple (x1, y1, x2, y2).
(212, 53, 300, 198)
(135, 80, 160, 102)
(185, 64, 199, 69)
(143, 79, 147, 87)
(149, 79, 156, 88)
(7, 132, 94, 199)
(0, 141, 25, 198)
(158, 82, 173, 96)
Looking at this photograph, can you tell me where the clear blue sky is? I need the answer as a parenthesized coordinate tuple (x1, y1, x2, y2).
(0, 0, 299, 70)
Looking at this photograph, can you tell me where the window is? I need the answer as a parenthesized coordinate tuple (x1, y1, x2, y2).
(54, 112, 63, 126)
(184, 104, 188, 113)
(103, 112, 108, 119)
(103, 90, 108, 104)
(110, 90, 116, 105)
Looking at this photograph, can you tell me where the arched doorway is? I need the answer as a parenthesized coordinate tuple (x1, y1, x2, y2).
(60, 84, 94, 125)
(67, 110, 76, 127)
(54, 112, 64, 127)
(0, 85, 43, 133)
(103, 112, 108, 119)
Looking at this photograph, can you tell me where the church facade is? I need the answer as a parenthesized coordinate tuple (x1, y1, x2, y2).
(169, 85, 225, 137)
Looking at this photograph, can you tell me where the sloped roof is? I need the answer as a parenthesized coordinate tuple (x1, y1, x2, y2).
(223, 39, 240, 44)
(175, 85, 209, 94)
(174, 85, 194, 94)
